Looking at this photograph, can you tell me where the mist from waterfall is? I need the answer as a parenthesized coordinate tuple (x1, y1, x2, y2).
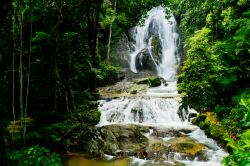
(129, 6, 180, 80)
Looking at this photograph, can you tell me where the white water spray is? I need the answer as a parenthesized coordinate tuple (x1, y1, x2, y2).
(129, 6, 180, 80)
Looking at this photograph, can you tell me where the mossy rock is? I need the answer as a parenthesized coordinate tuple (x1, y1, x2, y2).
(99, 124, 149, 155)
(166, 137, 207, 157)
(191, 112, 229, 148)
(135, 76, 161, 87)
(136, 161, 185, 166)
(151, 34, 162, 65)
(152, 143, 165, 152)
(148, 76, 161, 87)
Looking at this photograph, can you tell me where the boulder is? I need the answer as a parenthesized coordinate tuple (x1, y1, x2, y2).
(188, 113, 198, 121)
(177, 107, 188, 121)
(135, 48, 157, 73)
(148, 76, 161, 87)
(131, 107, 144, 123)
(135, 76, 161, 87)
(64, 124, 210, 163)
(151, 128, 193, 138)
(166, 136, 208, 161)
(99, 124, 149, 156)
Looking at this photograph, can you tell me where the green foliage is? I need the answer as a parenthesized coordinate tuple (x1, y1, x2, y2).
(241, 98, 250, 126)
(221, 89, 250, 134)
(176, 1, 250, 164)
(178, 28, 217, 111)
(32, 32, 50, 42)
(95, 63, 120, 86)
(72, 107, 101, 126)
(10, 145, 63, 166)
(100, 7, 117, 27)
(224, 130, 250, 166)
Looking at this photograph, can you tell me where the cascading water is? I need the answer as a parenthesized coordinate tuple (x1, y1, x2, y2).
(129, 6, 180, 80)
(97, 6, 228, 166)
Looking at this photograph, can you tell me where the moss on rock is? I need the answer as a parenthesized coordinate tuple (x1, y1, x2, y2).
(135, 76, 161, 87)
(192, 112, 229, 147)
(166, 137, 207, 157)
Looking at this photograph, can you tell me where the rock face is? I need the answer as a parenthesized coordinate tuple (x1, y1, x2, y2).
(148, 18, 159, 37)
(135, 48, 157, 73)
(151, 34, 162, 65)
(109, 34, 131, 68)
(132, 18, 163, 73)
(166, 137, 208, 161)
(131, 107, 144, 123)
(101, 125, 148, 156)
(65, 124, 209, 163)
(98, 79, 149, 98)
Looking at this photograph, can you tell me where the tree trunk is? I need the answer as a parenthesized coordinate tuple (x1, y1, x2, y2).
(17, 0, 25, 141)
(12, 3, 16, 123)
(24, 0, 32, 138)
(86, 0, 104, 90)
(106, 1, 116, 64)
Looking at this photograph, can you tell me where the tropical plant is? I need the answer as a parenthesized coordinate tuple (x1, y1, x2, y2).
(10, 145, 63, 166)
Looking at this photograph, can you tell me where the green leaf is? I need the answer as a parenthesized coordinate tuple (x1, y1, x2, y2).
(32, 32, 50, 42)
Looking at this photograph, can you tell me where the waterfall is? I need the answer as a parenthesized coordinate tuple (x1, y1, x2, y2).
(98, 97, 183, 126)
(96, 6, 228, 166)
(129, 6, 180, 80)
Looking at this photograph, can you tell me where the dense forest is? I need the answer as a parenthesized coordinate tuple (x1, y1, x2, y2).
(0, 0, 249, 165)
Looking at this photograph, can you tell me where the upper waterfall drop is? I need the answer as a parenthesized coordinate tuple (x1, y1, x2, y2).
(129, 6, 180, 80)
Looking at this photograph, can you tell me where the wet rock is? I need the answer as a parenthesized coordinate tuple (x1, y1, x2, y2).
(121, 68, 154, 81)
(191, 114, 207, 126)
(130, 90, 137, 94)
(105, 97, 112, 102)
(98, 79, 149, 97)
(165, 137, 208, 161)
(146, 142, 169, 161)
(192, 112, 229, 148)
(152, 128, 192, 138)
(64, 124, 209, 163)
(151, 34, 162, 65)
(135, 48, 157, 73)
(138, 161, 185, 166)
(148, 76, 161, 87)
(148, 18, 159, 38)
(98, 124, 149, 156)
(106, 111, 125, 123)
(131, 107, 144, 123)
(135, 76, 161, 87)
(177, 107, 188, 121)
(188, 113, 198, 121)
(102, 129, 119, 153)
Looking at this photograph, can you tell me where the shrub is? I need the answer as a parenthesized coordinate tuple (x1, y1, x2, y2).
(10, 145, 63, 166)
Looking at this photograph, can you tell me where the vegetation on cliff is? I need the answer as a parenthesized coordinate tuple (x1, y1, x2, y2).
(175, 0, 250, 165)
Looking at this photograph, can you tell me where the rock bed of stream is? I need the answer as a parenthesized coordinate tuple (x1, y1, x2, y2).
(93, 71, 228, 166)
